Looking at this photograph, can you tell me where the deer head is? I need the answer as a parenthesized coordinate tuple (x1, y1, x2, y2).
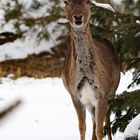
(64, 0, 91, 30)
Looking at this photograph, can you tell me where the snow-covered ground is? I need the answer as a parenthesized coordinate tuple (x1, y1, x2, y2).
(0, 71, 139, 140)
(0, 77, 92, 140)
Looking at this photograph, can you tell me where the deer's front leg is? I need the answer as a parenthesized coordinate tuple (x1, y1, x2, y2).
(92, 118, 97, 140)
(88, 106, 97, 140)
(95, 97, 107, 140)
(71, 96, 86, 140)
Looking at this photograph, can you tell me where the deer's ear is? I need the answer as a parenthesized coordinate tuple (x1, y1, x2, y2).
(64, 0, 70, 5)
(85, 0, 90, 4)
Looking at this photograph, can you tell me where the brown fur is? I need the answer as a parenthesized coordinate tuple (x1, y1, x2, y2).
(62, 0, 120, 140)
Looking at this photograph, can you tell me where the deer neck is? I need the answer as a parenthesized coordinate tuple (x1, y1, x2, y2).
(71, 24, 96, 87)
(71, 24, 94, 61)
(71, 24, 93, 48)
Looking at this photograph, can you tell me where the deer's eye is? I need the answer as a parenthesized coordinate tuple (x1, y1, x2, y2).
(85, 0, 90, 4)
(64, 1, 69, 5)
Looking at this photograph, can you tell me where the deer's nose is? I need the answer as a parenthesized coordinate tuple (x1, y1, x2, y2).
(73, 15, 83, 21)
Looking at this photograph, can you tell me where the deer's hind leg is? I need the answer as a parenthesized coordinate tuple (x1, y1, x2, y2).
(71, 95, 86, 140)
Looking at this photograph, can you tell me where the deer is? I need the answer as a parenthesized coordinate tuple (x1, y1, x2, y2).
(62, 0, 120, 140)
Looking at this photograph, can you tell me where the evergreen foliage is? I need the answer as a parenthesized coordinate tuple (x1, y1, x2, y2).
(104, 90, 140, 135)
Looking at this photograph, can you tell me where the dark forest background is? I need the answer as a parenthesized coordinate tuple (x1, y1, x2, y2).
(0, 0, 140, 139)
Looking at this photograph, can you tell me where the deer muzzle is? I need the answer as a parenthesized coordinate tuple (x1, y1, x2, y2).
(73, 14, 84, 27)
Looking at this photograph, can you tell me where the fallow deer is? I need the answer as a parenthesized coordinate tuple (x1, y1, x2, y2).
(62, 0, 120, 140)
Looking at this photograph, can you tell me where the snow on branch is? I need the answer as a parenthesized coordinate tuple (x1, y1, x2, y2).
(124, 114, 140, 139)
(91, 0, 115, 12)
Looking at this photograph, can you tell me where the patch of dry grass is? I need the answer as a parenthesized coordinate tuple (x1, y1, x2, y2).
(0, 52, 64, 79)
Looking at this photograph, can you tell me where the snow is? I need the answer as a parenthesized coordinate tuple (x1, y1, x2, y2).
(124, 114, 140, 139)
(112, 0, 138, 5)
(0, 71, 139, 140)
(91, 0, 115, 12)
(0, 77, 89, 140)
(0, 0, 63, 62)
(116, 71, 139, 94)
(0, 37, 55, 62)
(112, 0, 123, 5)
(136, 20, 140, 24)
